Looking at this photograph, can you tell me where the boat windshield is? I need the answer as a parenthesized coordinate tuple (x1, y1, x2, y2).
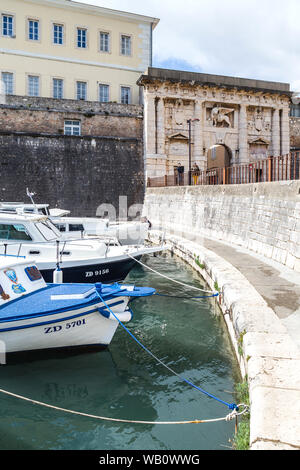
(35, 219, 62, 241)
(0, 223, 32, 241)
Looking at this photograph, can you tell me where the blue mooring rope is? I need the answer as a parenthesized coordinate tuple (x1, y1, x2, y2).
(97, 291, 238, 412)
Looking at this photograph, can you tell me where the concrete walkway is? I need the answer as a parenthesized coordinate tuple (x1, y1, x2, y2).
(202, 237, 300, 351)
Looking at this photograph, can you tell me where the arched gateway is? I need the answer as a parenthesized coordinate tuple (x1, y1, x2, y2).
(138, 68, 292, 178)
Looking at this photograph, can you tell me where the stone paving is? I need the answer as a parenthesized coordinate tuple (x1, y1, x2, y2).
(202, 237, 300, 351)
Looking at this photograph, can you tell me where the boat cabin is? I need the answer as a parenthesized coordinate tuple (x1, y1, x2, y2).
(0, 213, 62, 244)
(0, 212, 109, 262)
(0, 257, 46, 306)
(0, 203, 109, 238)
(0, 202, 70, 218)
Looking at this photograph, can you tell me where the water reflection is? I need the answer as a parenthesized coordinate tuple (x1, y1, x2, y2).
(0, 253, 240, 450)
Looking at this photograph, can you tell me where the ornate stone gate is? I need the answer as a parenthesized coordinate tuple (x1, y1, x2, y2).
(138, 68, 292, 177)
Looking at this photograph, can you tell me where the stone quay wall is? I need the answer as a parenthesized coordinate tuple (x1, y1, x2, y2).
(144, 181, 300, 272)
(144, 183, 300, 450)
(0, 96, 144, 216)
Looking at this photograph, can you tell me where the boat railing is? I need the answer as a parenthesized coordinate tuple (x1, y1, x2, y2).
(0, 253, 26, 259)
(0, 235, 130, 264)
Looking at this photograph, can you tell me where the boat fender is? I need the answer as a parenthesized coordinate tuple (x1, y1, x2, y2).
(109, 309, 132, 323)
(53, 267, 63, 284)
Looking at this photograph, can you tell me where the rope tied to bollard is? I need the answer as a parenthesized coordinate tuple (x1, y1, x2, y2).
(0, 386, 249, 425)
(96, 290, 239, 412)
(126, 252, 219, 296)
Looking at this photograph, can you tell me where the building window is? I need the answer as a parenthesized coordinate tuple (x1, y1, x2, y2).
(53, 78, 64, 99)
(76, 81, 87, 100)
(1, 72, 14, 95)
(99, 84, 109, 103)
(121, 35, 131, 56)
(28, 19, 39, 41)
(121, 86, 131, 104)
(290, 104, 300, 118)
(53, 24, 64, 45)
(100, 31, 110, 52)
(77, 28, 87, 48)
(64, 120, 81, 136)
(2, 14, 14, 37)
(28, 75, 39, 97)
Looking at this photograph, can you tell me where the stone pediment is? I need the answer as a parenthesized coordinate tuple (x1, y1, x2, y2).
(168, 132, 189, 141)
(249, 137, 270, 145)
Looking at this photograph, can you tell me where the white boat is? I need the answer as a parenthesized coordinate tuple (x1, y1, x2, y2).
(0, 256, 155, 354)
(0, 202, 150, 245)
(0, 212, 165, 284)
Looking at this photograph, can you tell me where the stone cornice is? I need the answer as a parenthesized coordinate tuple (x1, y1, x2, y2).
(143, 92, 290, 109)
(138, 68, 292, 99)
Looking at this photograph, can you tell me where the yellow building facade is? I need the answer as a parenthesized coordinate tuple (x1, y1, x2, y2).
(0, 0, 159, 104)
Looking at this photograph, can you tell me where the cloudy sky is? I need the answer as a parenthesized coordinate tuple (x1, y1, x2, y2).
(78, 0, 300, 91)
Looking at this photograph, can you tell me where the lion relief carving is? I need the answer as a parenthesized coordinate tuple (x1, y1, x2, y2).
(211, 106, 234, 128)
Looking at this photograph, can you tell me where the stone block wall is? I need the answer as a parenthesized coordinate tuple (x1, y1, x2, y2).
(0, 134, 144, 217)
(0, 95, 143, 138)
(144, 182, 300, 272)
(0, 96, 144, 216)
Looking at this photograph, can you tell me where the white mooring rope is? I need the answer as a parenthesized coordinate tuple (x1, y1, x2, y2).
(0, 388, 248, 425)
(126, 252, 217, 295)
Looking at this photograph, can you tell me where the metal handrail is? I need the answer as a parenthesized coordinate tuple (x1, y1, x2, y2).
(147, 152, 300, 187)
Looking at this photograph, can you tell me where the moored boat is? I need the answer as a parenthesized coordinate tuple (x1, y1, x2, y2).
(0, 202, 150, 245)
(0, 212, 165, 284)
(0, 256, 155, 355)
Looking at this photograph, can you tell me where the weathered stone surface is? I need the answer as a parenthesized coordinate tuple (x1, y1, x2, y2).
(138, 67, 292, 177)
(145, 182, 300, 272)
(250, 387, 300, 448)
(0, 134, 144, 217)
(244, 332, 300, 360)
(247, 357, 300, 390)
(0, 96, 144, 216)
(0, 95, 143, 138)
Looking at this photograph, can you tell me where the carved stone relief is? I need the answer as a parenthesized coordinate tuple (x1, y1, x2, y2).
(142, 77, 291, 177)
(164, 98, 194, 131)
(247, 107, 271, 134)
(206, 104, 235, 128)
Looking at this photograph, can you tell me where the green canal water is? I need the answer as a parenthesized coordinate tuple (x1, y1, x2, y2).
(0, 253, 241, 450)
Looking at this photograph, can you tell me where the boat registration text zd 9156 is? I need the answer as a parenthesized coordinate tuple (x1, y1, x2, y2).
(85, 269, 110, 278)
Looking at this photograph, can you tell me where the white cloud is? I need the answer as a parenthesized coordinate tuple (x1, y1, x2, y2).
(77, 0, 300, 90)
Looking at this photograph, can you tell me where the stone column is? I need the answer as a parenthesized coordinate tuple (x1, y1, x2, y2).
(156, 97, 165, 155)
(239, 104, 248, 163)
(281, 107, 290, 155)
(193, 100, 205, 170)
(144, 92, 156, 156)
(272, 108, 280, 157)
